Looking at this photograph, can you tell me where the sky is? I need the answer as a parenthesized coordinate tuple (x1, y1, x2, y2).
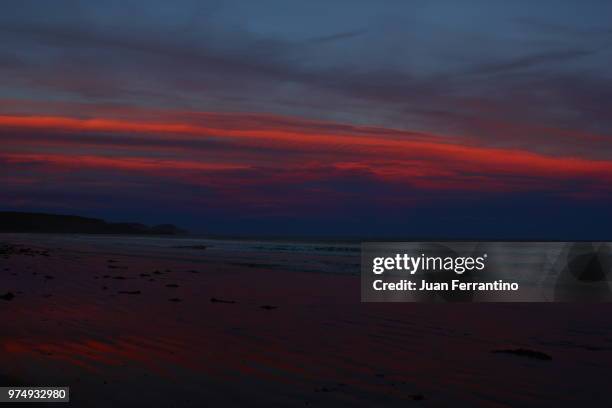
(1, 0, 612, 237)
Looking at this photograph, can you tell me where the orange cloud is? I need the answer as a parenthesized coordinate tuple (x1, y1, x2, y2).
(2, 111, 612, 196)
(2, 153, 249, 172)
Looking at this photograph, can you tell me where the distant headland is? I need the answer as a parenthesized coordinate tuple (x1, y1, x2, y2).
(0, 212, 186, 235)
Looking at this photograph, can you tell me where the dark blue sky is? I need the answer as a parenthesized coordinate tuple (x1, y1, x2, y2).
(1, 1, 611, 238)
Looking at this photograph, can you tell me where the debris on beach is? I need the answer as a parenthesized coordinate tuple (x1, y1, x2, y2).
(1, 292, 15, 301)
(491, 348, 552, 361)
(210, 297, 236, 304)
(108, 265, 127, 269)
(0, 244, 51, 259)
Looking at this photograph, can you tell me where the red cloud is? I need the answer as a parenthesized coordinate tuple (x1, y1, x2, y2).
(1, 110, 611, 200)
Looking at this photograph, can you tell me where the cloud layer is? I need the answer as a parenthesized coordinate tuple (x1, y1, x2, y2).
(1, 1, 611, 236)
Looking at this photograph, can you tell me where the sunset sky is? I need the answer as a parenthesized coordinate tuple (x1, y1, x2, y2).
(1, 0, 612, 237)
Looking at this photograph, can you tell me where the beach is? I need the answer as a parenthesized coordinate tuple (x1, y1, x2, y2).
(1, 233, 611, 407)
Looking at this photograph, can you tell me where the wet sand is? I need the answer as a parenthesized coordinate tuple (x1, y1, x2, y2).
(1, 234, 611, 407)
